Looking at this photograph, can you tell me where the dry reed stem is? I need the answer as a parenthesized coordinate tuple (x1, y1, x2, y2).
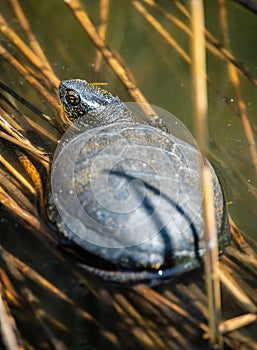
(94, 0, 110, 73)
(114, 293, 167, 349)
(225, 331, 257, 350)
(223, 252, 257, 301)
(18, 153, 44, 206)
(0, 45, 60, 112)
(2, 249, 123, 348)
(0, 249, 69, 350)
(218, 0, 257, 173)
(143, 0, 192, 36)
(0, 107, 35, 147)
(0, 281, 24, 350)
(226, 246, 257, 271)
(218, 267, 257, 313)
(0, 104, 50, 169)
(0, 107, 47, 158)
(209, 140, 257, 201)
(190, 0, 222, 347)
(0, 101, 26, 134)
(0, 80, 55, 124)
(0, 168, 35, 214)
(0, 130, 49, 169)
(0, 268, 21, 309)
(229, 67, 257, 168)
(166, 282, 208, 318)
(226, 166, 257, 200)
(1, 210, 101, 300)
(203, 166, 223, 345)
(1, 205, 102, 302)
(173, 0, 257, 86)
(0, 81, 59, 142)
(142, 0, 225, 61)
(3, 223, 105, 302)
(0, 185, 45, 233)
(132, 0, 191, 64)
(205, 33, 257, 87)
(138, 0, 247, 126)
(135, 0, 247, 124)
(203, 313, 257, 339)
(0, 154, 36, 196)
(134, 284, 209, 333)
(64, 0, 166, 126)
(229, 217, 257, 258)
(237, 230, 257, 252)
(219, 313, 257, 335)
(9, 0, 53, 73)
(5, 250, 98, 325)
(0, 2, 255, 348)
(0, 13, 59, 89)
(24, 117, 59, 143)
(112, 315, 153, 349)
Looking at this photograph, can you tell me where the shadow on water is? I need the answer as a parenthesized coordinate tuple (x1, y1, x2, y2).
(110, 169, 200, 264)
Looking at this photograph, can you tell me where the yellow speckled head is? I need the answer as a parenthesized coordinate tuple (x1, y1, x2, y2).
(58, 79, 114, 122)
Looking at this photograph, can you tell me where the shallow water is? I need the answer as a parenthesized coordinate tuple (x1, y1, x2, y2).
(0, 1, 257, 349)
(2, 0, 256, 237)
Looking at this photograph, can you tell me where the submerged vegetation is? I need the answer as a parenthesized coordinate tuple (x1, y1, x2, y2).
(0, 1, 257, 349)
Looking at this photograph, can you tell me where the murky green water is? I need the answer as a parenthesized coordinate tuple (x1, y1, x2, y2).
(3, 0, 256, 236)
(0, 1, 257, 349)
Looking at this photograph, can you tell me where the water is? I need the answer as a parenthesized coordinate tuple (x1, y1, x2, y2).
(11, 0, 257, 237)
(0, 1, 257, 349)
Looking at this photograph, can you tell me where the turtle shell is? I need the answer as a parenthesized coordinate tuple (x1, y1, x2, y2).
(48, 121, 230, 283)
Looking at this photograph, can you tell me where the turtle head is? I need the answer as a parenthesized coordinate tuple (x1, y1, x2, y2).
(58, 79, 115, 122)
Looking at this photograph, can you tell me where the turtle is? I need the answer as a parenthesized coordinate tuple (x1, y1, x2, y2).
(47, 79, 230, 285)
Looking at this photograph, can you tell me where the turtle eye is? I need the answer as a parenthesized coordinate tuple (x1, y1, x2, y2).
(65, 90, 81, 106)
